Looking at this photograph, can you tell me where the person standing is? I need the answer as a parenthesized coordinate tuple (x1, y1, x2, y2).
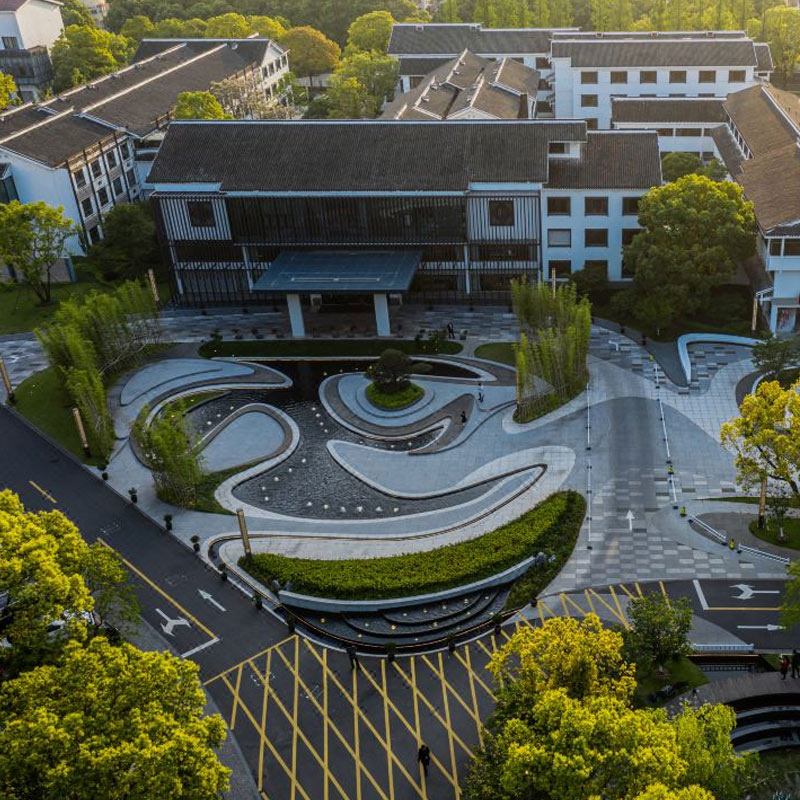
(781, 655, 790, 679)
(417, 744, 431, 778)
(460, 409, 467, 424)
(792, 649, 800, 679)
(346, 644, 359, 670)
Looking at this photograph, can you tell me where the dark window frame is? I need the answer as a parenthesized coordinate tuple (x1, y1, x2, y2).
(581, 94, 599, 108)
(581, 71, 598, 84)
(547, 196, 571, 216)
(187, 199, 216, 228)
(584, 228, 608, 247)
(584, 196, 609, 216)
(488, 199, 515, 227)
(669, 70, 687, 84)
(610, 70, 627, 84)
(622, 196, 640, 216)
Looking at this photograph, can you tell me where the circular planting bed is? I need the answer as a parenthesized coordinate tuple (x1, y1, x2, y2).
(366, 382, 424, 411)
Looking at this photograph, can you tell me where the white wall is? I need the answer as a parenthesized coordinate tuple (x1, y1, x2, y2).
(0, 0, 63, 51)
(0, 149, 84, 253)
(554, 62, 755, 128)
(540, 188, 645, 280)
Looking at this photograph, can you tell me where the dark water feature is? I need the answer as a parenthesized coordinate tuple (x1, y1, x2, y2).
(188, 359, 507, 519)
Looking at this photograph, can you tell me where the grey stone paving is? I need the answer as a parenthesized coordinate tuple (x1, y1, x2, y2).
(200, 410, 286, 472)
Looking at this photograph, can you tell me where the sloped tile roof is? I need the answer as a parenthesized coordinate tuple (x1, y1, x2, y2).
(612, 97, 726, 123)
(388, 23, 558, 56)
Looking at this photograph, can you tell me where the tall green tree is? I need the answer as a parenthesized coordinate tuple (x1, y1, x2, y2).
(248, 14, 287, 39)
(496, 0, 520, 24)
(549, 0, 574, 27)
(751, 335, 800, 381)
(0, 201, 77, 305)
(119, 14, 155, 42)
(437, 0, 462, 21)
(60, 0, 95, 28)
(85, 202, 158, 280)
(0, 637, 230, 799)
(763, 5, 800, 85)
(529, 0, 550, 26)
(282, 26, 341, 82)
(624, 593, 693, 668)
(326, 74, 370, 118)
(51, 25, 134, 91)
(204, 12, 253, 37)
(625, 175, 756, 330)
(0, 70, 16, 109)
(173, 90, 231, 119)
(346, 10, 395, 54)
(332, 51, 399, 115)
(474, 0, 499, 25)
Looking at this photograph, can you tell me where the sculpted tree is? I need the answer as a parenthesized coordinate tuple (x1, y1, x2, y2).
(0, 200, 77, 305)
(0, 638, 230, 800)
(624, 592, 692, 668)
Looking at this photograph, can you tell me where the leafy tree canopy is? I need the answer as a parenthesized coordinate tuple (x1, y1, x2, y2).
(0, 637, 230, 800)
(346, 10, 395, 53)
(331, 50, 398, 115)
(204, 11, 253, 36)
(51, 24, 134, 92)
(751, 335, 800, 381)
(60, 0, 96, 28)
(85, 202, 159, 281)
(0, 70, 16, 110)
(0, 201, 77, 305)
(763, 5, 800, 85)
(173, 89, 231, 119)
(624, 592, 692, 667)
(282, 25, 341, 77)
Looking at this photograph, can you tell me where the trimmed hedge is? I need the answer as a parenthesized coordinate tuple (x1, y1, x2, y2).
(241, 491, 586, 601)
(366, 382, 423, 410)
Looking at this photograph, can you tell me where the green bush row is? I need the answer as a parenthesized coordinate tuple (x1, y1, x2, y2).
(366, 382, 423, 409)
(241, 491, 585, 601)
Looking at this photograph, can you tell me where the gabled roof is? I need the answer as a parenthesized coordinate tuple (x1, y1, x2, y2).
(388, 23, 571, 56)
(547, 131, 662, 189)
(0, 0, 61, 11)
(755, 42, 773, 72)
(148, 120, 588, 192)
(0, 39, 272, 166)
(551, 38, 758, 67)
(612, 97, 726, 124)
(133, 37, 282, 64)
(381, 50, 538, 121)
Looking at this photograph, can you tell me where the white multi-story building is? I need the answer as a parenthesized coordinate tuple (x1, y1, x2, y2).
(0, 37, 289, 261)
(550, 32, 771, 128)
(0, 0, 63, 101)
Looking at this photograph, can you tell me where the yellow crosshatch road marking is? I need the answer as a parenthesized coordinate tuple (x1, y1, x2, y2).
(584, 589, 597, 616)
(659, 581, 671, 606)
(609, 586, 630, 628)
(561, 593, 590, 618)
(421, 654, 480, 728)
(452, 647, 495, 701)
(634, 582, 644, 597)
(323, 648, 330, 800)
(28, 480, 56, 503)
(589, 588, 628, 627)
(560, 594, 572, 617)
(618, 583, 636, 600)
(464, 644, 483, 746)
(291, 637, 300, 800)
(230, 664, 243, 730)
(258, 651, 271, 794)
(380, 660, 395, 800)
(353, 666, 362, 800)
(97, 537, 217, 640)
(203, 636, 296, 686)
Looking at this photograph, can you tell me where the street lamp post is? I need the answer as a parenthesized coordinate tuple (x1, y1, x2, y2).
(0, 357, 15, 404)
(72, 407, 91, 458)
(236, 508, 252, 558)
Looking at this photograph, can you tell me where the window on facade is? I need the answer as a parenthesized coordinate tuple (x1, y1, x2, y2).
(90, 159, 102, 178)
(126, 168, 137, 187)
(586, 118, 599, 130)
(585, 229, 608, 247)
(73, 169, 87, 188)
(583, 260, 608, 277)
(621, 228, 640, 246)
(581, 71, 598, 84)
(421, 245, 462, 263)
(488, 199, 515, 227)
(536, 56, 550, 69)
(784, 239, 800, 256)
(88, 226, 101, 244)
(549, 142, 567, 154)
(622, 196, 641, 215)
(2, 36, 19, 49)
(549, 259, 571, 276)
(669, 70, 686, 83)
(729, 69, 746, 82)
(474, 244, 530, 261)
(769, 239, 783, 256)
(584, 196, 608, 216)
(581, 94, 598, 108)
(699, 70, 716, 83)
(611, 70, 627, 84)
(548, 229, 571, 247)
(547, 196, 571, 215)
(120, 141, 130, 160)
(81, 197, 94, 217)
(106, 150, 117, 170)
(97, 187, 110, 207)
(640, 70, 657, 84)
(112, 176, 123, 196)
(187, 200, 215, 228)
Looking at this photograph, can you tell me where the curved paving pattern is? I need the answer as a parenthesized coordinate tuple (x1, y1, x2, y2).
(200, 409, 287, 472)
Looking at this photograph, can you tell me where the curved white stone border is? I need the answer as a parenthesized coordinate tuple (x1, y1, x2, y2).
(354, 382, 435, 419)
(327, 440, 546, 499)
(277, 556, 539, 614)
(213, 405, 301, 512)
(677, 333, 759, 385)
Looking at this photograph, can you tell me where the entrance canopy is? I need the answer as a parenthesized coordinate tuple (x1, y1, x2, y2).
(253, 250, 421, 293)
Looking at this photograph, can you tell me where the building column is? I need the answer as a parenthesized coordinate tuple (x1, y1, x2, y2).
(374, 293, 390, 337)
(287, 293, 306, 338)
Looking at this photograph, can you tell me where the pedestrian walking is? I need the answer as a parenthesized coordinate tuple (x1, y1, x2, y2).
(346, 644, 359, 670)
(460, 409, 467, 424)
(791, 649, 800, 678)
(478, 390, 484, 404)
(781, 655, 790, 679)
(447, 322, 455, 339)
(417, 744, 431, 777)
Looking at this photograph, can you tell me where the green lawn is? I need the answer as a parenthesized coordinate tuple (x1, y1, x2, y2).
(13, 367, 106, 466)
(199, 339, 463, 359)
(474, 342, 516, 366)
(243, 491, 585, 601)
(633, 655, 709, 707)
(366, 382, 423, 409)
(750, 517, 800, 550)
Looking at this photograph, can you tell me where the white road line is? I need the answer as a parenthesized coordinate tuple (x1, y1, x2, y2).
(181, 637, 220, 659)
(693, 579, 709, 611)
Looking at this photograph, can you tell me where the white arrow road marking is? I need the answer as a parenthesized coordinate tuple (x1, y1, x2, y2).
(198, 589, 226, 612)
(155, 608, 191, 637)
(180, 638, 220, 659)
(737, 624, 785, 631)
(625, 509, 635, 531)
(730, 584, 781, 601)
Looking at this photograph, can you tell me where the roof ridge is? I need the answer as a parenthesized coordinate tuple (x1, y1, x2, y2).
(0, 105, 74, 145)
